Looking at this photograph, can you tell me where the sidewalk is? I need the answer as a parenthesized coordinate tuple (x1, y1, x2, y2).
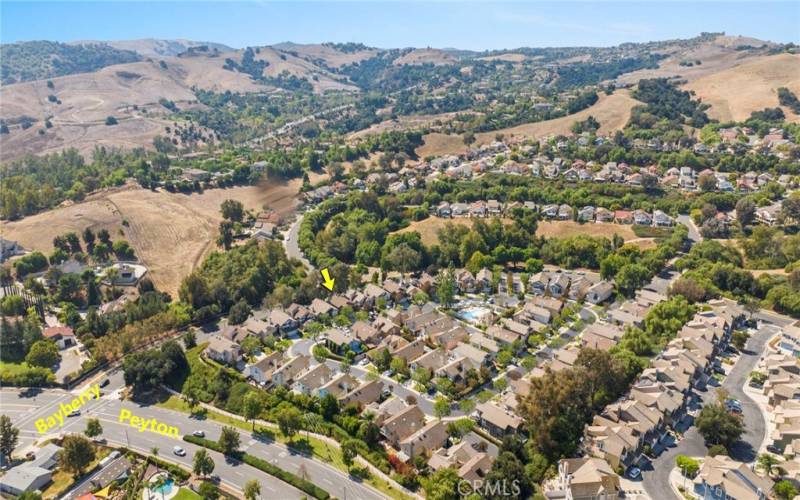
(162, 386, 422, 500)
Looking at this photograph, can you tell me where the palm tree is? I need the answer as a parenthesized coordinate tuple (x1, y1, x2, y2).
(150, 474, 168, 500)
(758, 453, 781, 478)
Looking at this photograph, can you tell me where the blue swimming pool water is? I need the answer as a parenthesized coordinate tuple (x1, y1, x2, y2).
(457, 306, 490, 323)
(151, 478, 174, 495)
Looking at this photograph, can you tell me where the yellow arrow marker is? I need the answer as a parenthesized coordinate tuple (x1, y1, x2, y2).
(320, 268, 335, 291)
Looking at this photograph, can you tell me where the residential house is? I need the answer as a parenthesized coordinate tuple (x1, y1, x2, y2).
(614, 210, 633, 224)
(205, 335, 242, 366)
(528, 272, 550, 295)
(557, 204, 574, 220)
(541, 204, 559, 218)
(340, 379, 384, 408)
(543, 457, 620, 500)
(653, 210, 673, 227)
(577, 206, 595, 222)
(595, 207, 614, 222)
(352, 321, 381, 345)
(548, 274, 570, 298)
(693, 455, 772, 500)
(323, 329, 361, 355)
(633, 210, 652, 226)
(581, 323, 624, 351)
(456, 270, 477, 293)
(266, 309, 298, 335)
(399, 420, 448, 460)
(382, 405, 427, 446)
(271, 355, 310, 387)
(474, 401, 524, 438)
(42, 326, 76, 350)
(586, 281, 615, 305)
(246, 351, 283, 384)
(295, 363, 333, 395)
(319, 373, 359, 399)
(310, 298, 338, 317)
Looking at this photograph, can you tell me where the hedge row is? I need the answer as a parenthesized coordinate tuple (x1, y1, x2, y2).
(183, 435, 330, 500)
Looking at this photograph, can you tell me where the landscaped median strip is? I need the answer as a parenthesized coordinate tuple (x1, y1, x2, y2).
(182, 434, 331, 500)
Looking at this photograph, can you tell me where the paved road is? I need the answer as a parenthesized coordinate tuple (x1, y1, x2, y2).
(0, 388, 384, 500)
(726, 324, 779, 462)
(641, 324, 776, 499)
(284, 214, 311, 269)
(676, 215, 702, 243)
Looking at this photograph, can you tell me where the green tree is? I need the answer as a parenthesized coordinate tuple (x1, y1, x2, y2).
(341, 438, 359, 469)
(676, 455, 700, 477)
(242, 392, 262, 430)
(277, 406, 302, 439)
(243, 479, 261, 500)
(197, 481, 219, 500)
(84, 418, 102, 438)
(220, 199, 244, 222)
(775, 480, 799, 500)
(25, 340, 59, 368)
(696, 400, 745, 449)
(437, 267, 456, 308)
(228, 299, 251, 325)
(757, 452, 780, 477)
(736, 197, 756, 226)
(422, 466, 460, 500)
(320, 392, 339, 421)
(434, 396, 451, 419)
(193, 448, 215, 477)
(0, 415, 19, 462)
(58, 434, 95, 476)
(218, 426, 240, 455)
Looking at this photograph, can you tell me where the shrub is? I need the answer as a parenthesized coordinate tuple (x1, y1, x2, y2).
(676, 455, 700, 477)
(183, 435, 330, 499)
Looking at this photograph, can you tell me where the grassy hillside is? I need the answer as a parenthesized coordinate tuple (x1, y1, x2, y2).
(1, 40, 141, 84)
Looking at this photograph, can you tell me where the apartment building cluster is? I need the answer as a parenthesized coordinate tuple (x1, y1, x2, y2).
(752, 325, 800, 490)
(543, 299, 744, 500)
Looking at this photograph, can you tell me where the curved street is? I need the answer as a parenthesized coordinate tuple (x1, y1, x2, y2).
(641, 323, 777, 499)
(0, 386, 385, 500)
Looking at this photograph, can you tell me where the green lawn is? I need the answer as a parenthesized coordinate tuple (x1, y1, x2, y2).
(632, 225, 675, 239)
(0, 361, 32, 375)
(156, 396, 412, 500)
(173, 488, 202, 500)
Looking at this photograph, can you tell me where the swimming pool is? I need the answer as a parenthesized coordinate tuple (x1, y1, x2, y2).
(457, 305, 491, 324)
(151, 477, 174, 495)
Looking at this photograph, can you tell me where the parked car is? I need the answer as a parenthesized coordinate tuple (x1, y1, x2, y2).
(192, 430, 205, 438)
(628, 467, 641, 479)
(173, 446, 186, 456)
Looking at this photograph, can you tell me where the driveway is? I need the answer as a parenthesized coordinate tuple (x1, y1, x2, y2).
(676, 215, 702, 243)
(641, 324, 775, 499)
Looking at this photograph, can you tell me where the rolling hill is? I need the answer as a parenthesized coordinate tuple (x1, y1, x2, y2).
(1, 34, 796, 160)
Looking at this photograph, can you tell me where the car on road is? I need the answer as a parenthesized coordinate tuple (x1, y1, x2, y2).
(192, 430, 205, 437)
(627, 467, 641, 479)
(100, 378, 110, 388)
(726, 399, 743, 414)
(173, 446, 186, 456)
(67, 409, 80, 417)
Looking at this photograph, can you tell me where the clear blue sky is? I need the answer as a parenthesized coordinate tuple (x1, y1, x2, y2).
(2, 1, 798, 50)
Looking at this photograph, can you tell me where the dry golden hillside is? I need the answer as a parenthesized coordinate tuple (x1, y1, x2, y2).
(1, 180, 303, 296)
(684, 53, 800, 122)
(394, 48, 458, 66)
(273, 43, 379, 68)
(412, 90, 641, 157)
